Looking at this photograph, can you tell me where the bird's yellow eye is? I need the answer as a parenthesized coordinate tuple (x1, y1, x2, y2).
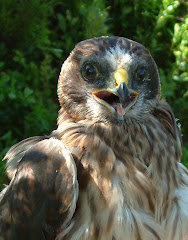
(82, 63, 98, 81)
(135, 66, 148, 81)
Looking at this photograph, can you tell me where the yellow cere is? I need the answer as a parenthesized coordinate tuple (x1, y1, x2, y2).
(114, 68, 128, 87)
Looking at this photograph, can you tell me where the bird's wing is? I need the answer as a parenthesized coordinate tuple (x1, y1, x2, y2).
(164, 163, 188, 240)
(0, 138, 78, 240)
(153, 101, 188, 239)
(153, 100, 182, 147)
(4, 136, 47, 179)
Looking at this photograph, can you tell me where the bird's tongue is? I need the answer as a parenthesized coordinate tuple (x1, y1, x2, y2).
(115, 104, 125, 116)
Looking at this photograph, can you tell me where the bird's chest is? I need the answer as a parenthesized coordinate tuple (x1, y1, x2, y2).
(60, 155, 157, 240)
(61, 169, 128, 240)
(58, 125, 164, 240)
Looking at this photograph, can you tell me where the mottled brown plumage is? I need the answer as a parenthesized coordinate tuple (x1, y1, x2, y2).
(0, 37, 188, 240)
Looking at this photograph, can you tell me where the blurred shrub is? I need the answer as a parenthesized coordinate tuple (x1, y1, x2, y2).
(0, 0, 109, 189)
(0, 0, 187, 189)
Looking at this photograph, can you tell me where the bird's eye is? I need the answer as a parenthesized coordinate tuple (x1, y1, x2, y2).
(135, 66, 148, 81)
(82, 63, 98, 81)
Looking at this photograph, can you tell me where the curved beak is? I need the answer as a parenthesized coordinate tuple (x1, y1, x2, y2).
(116, 82, 129, 107)
(92, 68, 139, 120)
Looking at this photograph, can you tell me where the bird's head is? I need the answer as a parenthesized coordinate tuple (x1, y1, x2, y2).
(58, 36, 160, 124)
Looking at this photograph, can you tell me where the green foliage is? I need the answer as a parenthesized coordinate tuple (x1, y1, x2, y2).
(0, 0, 187, 190)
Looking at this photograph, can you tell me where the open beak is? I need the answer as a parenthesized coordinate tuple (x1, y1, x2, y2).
(92, 68, 139, 120)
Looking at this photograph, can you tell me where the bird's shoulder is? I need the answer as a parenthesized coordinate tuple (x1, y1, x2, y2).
(4, 137, 77, 182)
(152, 99, 182, 141)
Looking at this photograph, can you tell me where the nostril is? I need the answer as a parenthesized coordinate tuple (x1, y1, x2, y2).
(121, 82, 126, 91)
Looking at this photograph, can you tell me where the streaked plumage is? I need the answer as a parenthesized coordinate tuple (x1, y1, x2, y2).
(0, 36, 188, 240)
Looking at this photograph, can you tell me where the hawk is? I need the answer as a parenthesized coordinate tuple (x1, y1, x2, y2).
(0, 36, 188, 240)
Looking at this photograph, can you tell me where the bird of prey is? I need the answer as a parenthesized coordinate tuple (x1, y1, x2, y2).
(0, 36, 188, 240)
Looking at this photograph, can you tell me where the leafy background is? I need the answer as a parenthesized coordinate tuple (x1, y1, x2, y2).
(0, 0, 187, 190)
